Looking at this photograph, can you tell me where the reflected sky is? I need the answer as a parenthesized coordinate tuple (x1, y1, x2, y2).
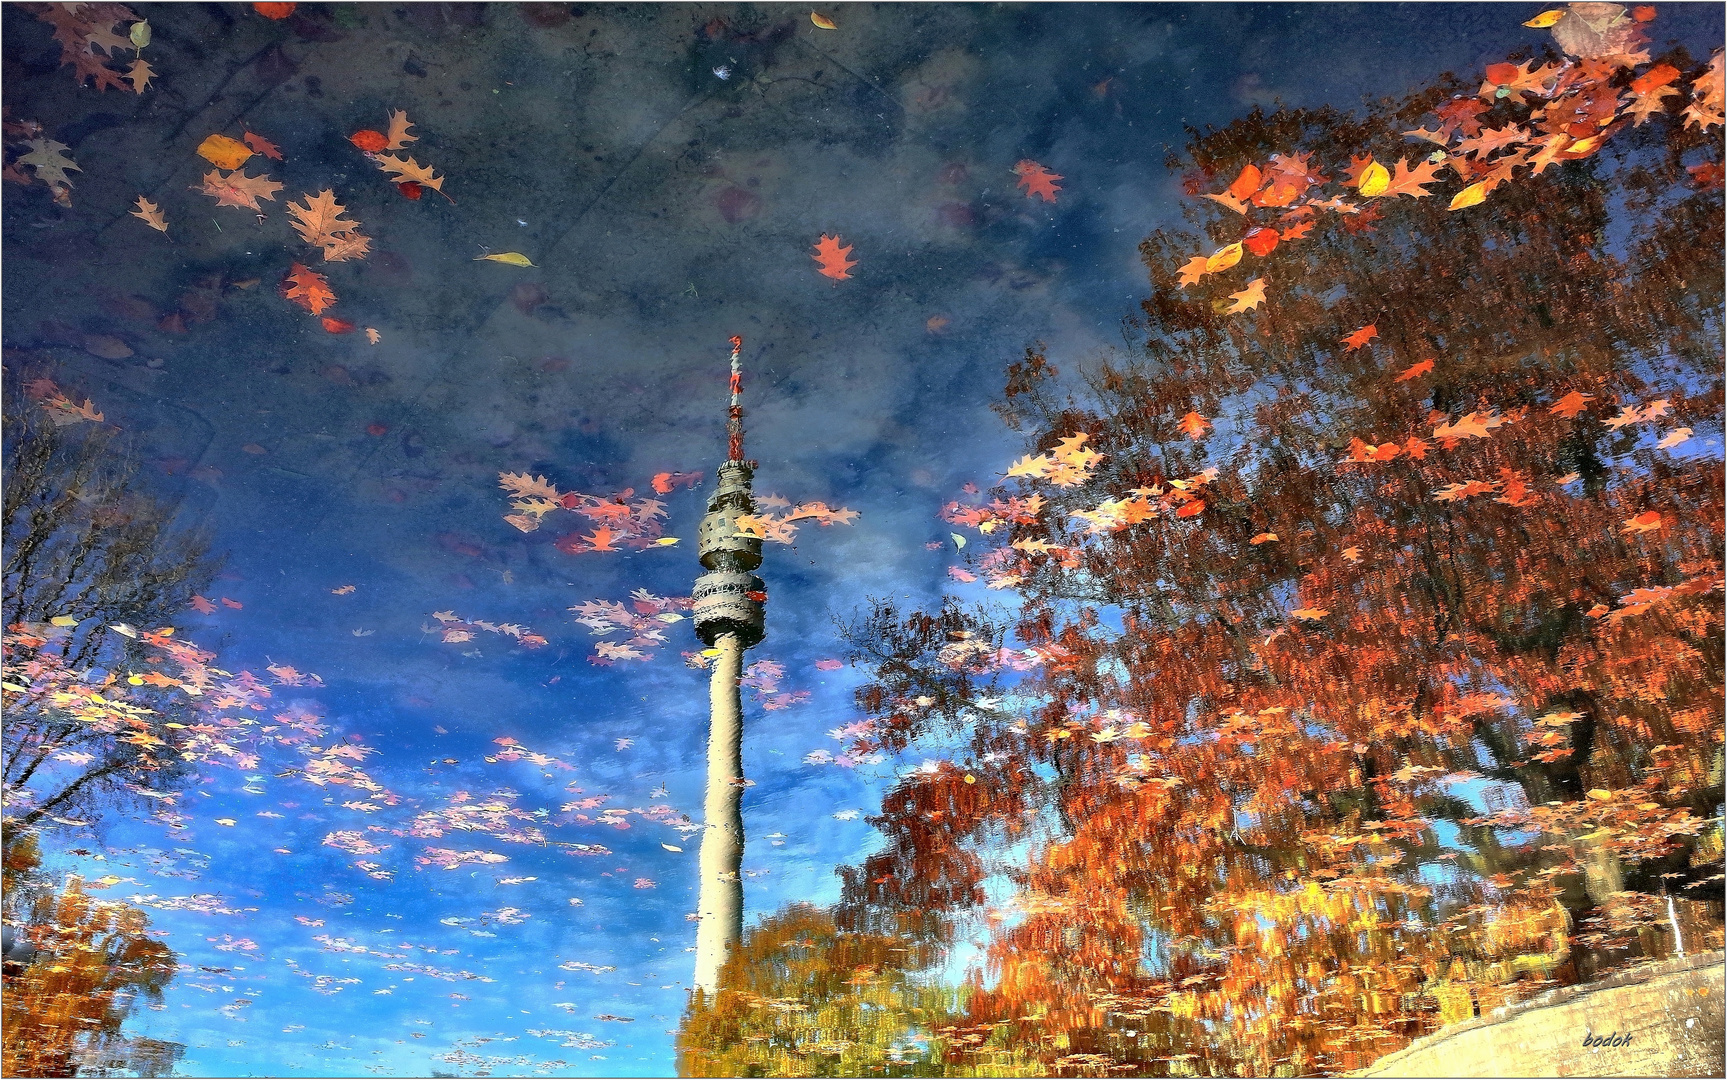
(2, 3, 1722, 1076)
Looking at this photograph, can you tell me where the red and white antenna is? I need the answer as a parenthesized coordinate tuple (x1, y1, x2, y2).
(726, 334, 744, 463)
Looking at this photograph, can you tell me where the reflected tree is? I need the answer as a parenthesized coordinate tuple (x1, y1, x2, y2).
(2, 367, 219, 849)
(677, 903, 962, 1078)
(840, 22, 1722, 1078)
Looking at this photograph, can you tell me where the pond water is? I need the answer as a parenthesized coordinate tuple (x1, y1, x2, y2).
(3, 3, 1723, 1078)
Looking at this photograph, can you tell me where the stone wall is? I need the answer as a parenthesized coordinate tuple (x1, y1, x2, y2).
(1356, 951, 1724, 1078)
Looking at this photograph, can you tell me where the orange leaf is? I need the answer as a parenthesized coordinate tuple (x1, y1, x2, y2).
(349, 129, 388, 153)
(1289, 607, 1329, 621)
(1249, 532, 1278, 545)
(190, 595, 217, 614)
(196, 133, 253, 170)
(1630, 63, 1681, 96)
(1178, 411, 1211, 439)
(1383, 157, 1444, 199)
(1548, 391, 1595, 419)
(1175, 499, 1205, 518)
(811, 234, 856, 280)
(243, 131, 284, 161)
(1242, 227, 1279, 257)
(1176, 255, 1210, 288)
(1341, 324, 1378, 350)
(253, 1, 295, 17)
(282, 263, 336, 316)
(321, 317, 356, 334)
(1621, 511, 1662, 533)
(1226, 163, 1262, 201)
(1394, 358, 1434, 382)
(584, 526, 620, 551)
(1012, 159, 1063, 202)
(1226, 278, 1266, 314)
(1250, 177, 1301, 207)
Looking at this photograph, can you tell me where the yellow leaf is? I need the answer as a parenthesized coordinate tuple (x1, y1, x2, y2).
(475, 252, 536, 267)
(701, 648, 722, 658)
(50, 615, 79, 627)
(1449, 181, 1488, 210)
(1522, 8, 1565, 27)
(1204, 242, 1243, 273)
(662, 843, 684, 852)
(1358, 160, 1390, 197)
(1566, 134, 1602, 156)
(196, 133, 254, 170)
(653, 536, 680, 546)
(129, 19, 150, 48)
(1585, 788, 1613, 801)
(128, 674, 144, 685)
(810, 11, 837, 29)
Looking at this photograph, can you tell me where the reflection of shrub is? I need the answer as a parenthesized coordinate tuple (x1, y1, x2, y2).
(2, 840, 181, 1077)
(677, 903, 961, 1077)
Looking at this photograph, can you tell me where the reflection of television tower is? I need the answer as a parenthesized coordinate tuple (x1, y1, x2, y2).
(691, 335, 765, 995)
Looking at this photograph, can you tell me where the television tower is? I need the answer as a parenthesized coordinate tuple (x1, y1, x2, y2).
(690, 335, 766, 995)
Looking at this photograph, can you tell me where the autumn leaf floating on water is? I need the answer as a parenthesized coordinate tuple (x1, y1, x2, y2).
(810, 12, 837, 29)
(1006, 432, 1103, 487)
(287, 190, 371, 262)
(570, 590, 691, 665)
(130, 196, 167, 232)
(281, 263, 336, 316)
(733, 500, 860, 543)
(199, 169, 282, 211)
(428, 610, 548, 649)
(350, 110, 451, 201)
(30, 2, 148, 93)
(253, 2, 296, 17)
(197, 133, 255, 170)
(1225, 278, 1266, 313)
(15, 139, 79, 205)
(498, 471, 682, 549)
(1341, 324, 1378, 350)
(1013, 159, 1063, 202)
(811, 234, 856, 280)
(475, 252, 535, 267)
(244, 131, 284, 161)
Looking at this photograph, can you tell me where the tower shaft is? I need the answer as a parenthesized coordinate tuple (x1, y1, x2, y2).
(692, 632, 744, 994)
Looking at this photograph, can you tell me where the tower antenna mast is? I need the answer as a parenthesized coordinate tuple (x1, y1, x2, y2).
(690, 335, 766, 996)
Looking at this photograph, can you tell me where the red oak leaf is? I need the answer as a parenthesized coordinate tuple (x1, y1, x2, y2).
(812, 234, 856, 281)
(1341, 324, 1378, 350)
(1013, 159, 1063, 202)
